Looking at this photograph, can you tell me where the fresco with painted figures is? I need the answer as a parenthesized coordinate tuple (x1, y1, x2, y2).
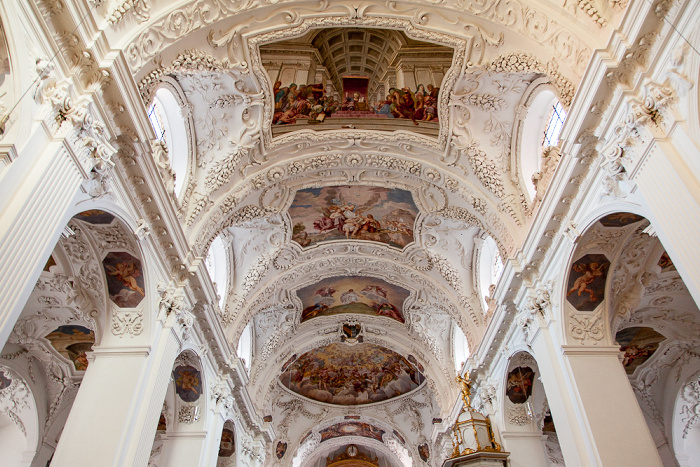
(74, 209, 116, 225)
(218, 427, 235, 457)
(418, 443, 430, 462)
(319, 422, 385, 443)
(506, 366, 535, 404)
(173, 365, 202, 402)
(103, 252, 146, 308)
(297, 275, 409, 324)
(0, 369, 11, 390)
(290, 185, 418, 249)
(566, 254, 610, 311)
(598, 212, 645, 228)
(275, 441, 287, 459)
(261, 28, 451, 133)
(616, 327, 666, 374)
(45, 325, 95, 371)
(658, 252, 676, 272)
(280, 343, 425, 406)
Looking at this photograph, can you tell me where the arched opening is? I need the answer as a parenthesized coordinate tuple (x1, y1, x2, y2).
(148, 87, 190, 197)
(236, 321, 253, 371)
(205, 234, 229, 309)
(478, 235, 504, 312)
(517, 85, 565, 202)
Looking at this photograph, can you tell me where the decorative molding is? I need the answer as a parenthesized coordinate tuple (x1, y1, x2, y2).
(568, 308, 605, 345)
(680, 373, 700, 438)
(112, 311, 144, 337)
(0, 366, 31, 436)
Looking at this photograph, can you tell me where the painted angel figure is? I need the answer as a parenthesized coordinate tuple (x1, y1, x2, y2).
(567, 262, 608, 302)
(105, 261, 145, 296)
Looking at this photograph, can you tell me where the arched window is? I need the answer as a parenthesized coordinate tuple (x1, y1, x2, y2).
(452, 324, 470, 374)
(237, 322, 253, 371)
(205, 235, 228, 309)
(516, 84, 566, 201)
(478, 236, 503, 311)
(148, 87, 189, 197)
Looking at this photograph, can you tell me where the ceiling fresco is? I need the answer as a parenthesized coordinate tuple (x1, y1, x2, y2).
(506, 366, 535, 404)
(279, 343, 425, 406)
(261, 28, 452, 135)
(297, 275, 409, 324)
(616, 327, 666, 375)
(102, 252, 145, 308)
(289, 185, 418, 249)
(598, 212, 645, 228)
(566, 253, 610, 311)
(44, 325, 95, 371)
(73, 209, 116, 225)
(319, 421, 385, 443)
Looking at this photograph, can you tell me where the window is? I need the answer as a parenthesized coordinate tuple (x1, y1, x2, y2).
(542, 101, 567, 147)
(205, 235, 228, 308)
(478, 236, 503, 311)
(147, 102, 166, 143)
(237, 322, 253, 370)
(453, 325, 470, 374)
(148, 87, 190, 196)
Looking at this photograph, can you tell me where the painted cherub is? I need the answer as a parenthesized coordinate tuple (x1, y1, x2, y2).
(105, 261, 145, 296)
(567, 261, 608, 302)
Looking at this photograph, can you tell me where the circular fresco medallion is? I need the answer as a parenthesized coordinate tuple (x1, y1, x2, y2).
(279, 342, 425, 405)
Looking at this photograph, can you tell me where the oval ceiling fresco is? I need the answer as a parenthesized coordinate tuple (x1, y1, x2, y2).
(279, 343, 425, 406)
(289, 185, 418, 249)
(297, 275, 409, 324)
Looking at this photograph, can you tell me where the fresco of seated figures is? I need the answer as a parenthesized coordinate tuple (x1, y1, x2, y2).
(289, 185, 418, 249)
(297, 275, 409, 324)
(261, 28, 453, 137)
(279, 343, 425, 406)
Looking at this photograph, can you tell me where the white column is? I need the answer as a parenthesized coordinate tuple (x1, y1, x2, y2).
(560, 346, 663, 467)
(50, 303, 190, 467)
(633, 142, 700, 305)
(500, 432, 548, 467)
(200, 411, 227, 466)
(0, 144, 82, 348)
(527, 324, 598, 467)
(159, 432, 208, 467)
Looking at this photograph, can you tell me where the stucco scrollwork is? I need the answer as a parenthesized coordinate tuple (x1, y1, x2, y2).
(0, 366, 31, 436)
(112, 311, 144, 337)
(680, 373, 700, 438)
(568, 308, 605, 345)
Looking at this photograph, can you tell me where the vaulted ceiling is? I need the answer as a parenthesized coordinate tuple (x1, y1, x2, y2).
(30, 0, 634, 464)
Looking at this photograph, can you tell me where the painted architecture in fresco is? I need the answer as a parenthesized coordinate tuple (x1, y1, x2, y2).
(566, 254, 610, 311)
(173, 365, 202, 402)
(261, 28, 452, 134)
(616, 327, 666, 374)
(103, 252, 146, 308)
(289, 185, 418, 249)
(506, 366, 535, 404)
(319, 422, 385, 443)
(297, 275, 409, 324)
(279, 343, 425, 405)
(44, 325, 95, 371)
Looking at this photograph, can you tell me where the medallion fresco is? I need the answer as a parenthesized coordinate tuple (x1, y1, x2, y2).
(103, 252, 145, 308)
(418, 443, 430, 462)
(616, 327, 666, 374)
(506, 366, 535, 404)
(74, 209, 116, 225)
(44, 325, 95, 371)
(297, 276, 409, 324)
(598, 212, 645, 228)
(173, 365, 202, 402)
(319, 422, 385, 443)
(566, 254, 610, 311)
(289, 185, 417, 249)
(218, 428, 235, 457)
(279, 343, 425, 406)
(275, 441, 287, 459)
